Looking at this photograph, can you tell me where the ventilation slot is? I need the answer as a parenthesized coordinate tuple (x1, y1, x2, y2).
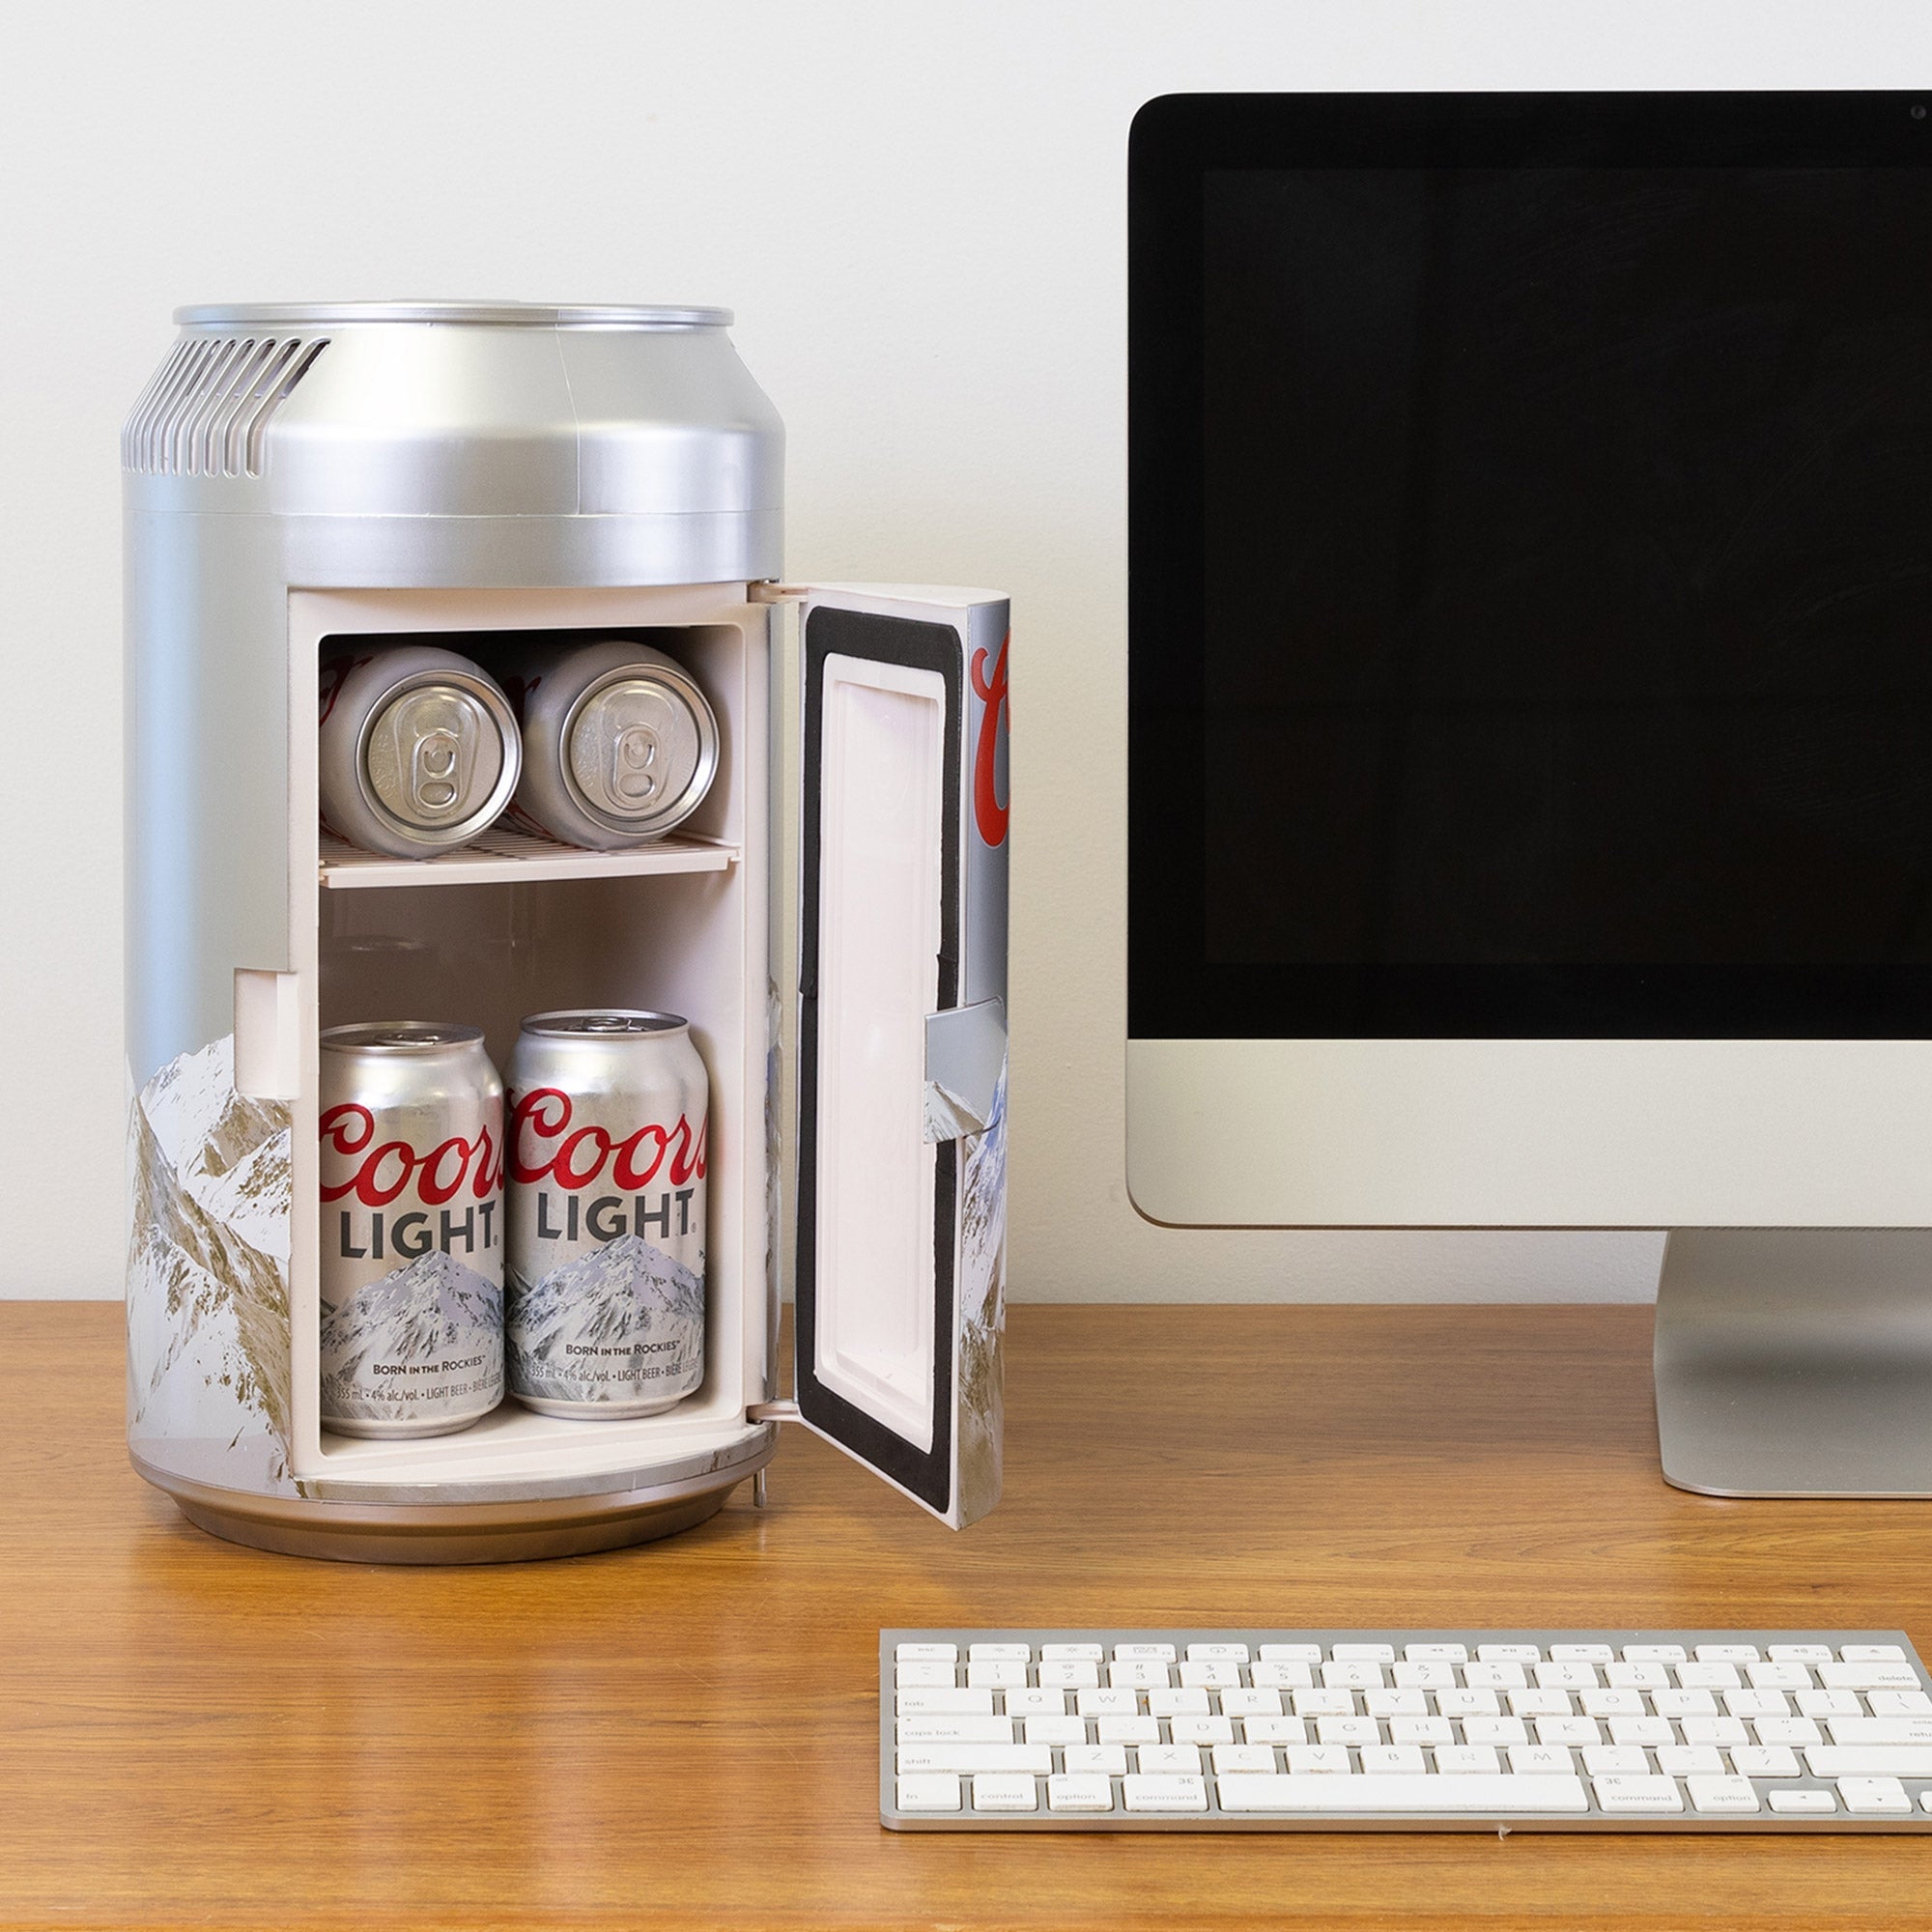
(122, 336, 328, 478)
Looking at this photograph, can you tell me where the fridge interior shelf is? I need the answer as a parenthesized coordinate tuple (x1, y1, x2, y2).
(319, 829, 741, 890)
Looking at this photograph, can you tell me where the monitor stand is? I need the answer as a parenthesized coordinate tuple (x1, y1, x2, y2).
(1654, 1229, 1932, 1497)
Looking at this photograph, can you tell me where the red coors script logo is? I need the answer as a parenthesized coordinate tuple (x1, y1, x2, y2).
(509, 1088, 707, 1189)
(319, 1104, 502, 1206)
(971, 631, 1010, 848)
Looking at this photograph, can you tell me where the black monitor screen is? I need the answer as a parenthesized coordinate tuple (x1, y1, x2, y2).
(1129, 94, 1932, 1039)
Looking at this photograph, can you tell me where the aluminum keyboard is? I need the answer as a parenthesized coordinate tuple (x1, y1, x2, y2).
(881, 1629, 1932, 1832)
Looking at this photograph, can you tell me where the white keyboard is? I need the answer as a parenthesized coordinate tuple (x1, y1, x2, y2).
(881, 1629, 1932, 1832)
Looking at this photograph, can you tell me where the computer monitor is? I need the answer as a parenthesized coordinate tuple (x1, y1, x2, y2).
(1125, 91, 1932, 1497)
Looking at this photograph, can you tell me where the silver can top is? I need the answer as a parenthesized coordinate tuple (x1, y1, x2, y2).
(521, 1009, 690, 1038)
(174, 300, 732, 329)
(562, 663, 720, 837)
(321, 1022, 485, 1054)
(359, 668, 521, 841)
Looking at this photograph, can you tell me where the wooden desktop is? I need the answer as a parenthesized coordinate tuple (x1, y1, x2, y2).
(1, 1299, 1927, 1930)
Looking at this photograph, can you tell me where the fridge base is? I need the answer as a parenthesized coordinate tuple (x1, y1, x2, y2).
(132, 1450, 775, 1565)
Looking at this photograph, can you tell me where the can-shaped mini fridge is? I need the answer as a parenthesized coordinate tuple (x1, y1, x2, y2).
(123, 302, 1010, 1562)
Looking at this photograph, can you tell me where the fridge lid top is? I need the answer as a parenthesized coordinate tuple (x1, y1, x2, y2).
(174, 301, 733, 330)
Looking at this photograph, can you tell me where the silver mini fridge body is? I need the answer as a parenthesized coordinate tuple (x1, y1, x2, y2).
(122, 302, 1009, 1562)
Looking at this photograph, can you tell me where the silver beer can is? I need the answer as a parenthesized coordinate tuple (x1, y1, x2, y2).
(319, 643, 523, 858)
(505, 1010, 708, 1417)
(498, 639, 719, 849)
(318, 1023, 506, 1438)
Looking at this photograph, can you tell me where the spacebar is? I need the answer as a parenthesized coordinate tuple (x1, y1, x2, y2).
(1218, 1774, 1588, 1814)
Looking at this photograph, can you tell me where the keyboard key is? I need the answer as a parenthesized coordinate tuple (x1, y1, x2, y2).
(1533, 1717, 1600, 1748)
(896, 1662, 957, 1689)
(1219, 1773, 1587, 1813)
(1332, 1644, 1396, 1663)
(1476, 1644, 1543, 1664)
(1694, 1644, 1761, 1663)
(1767, 1645, 1834, 1664)
(1321, 1661, 1386, 1690)
(1212, 1743, 1281, 1776)
(1023, 1716, 1088, 1747)
(1293, 1689, 1356, 1718)
(1114, 1643, 1176, 1662)
(1818, 1662, 1920, 1691)
(1624, 1645, 1688, 1664)
(1037, 1661, 1099, 1690)
(1824, 1718, 1932, 1745)
(1221, 1689, 1285, 1718)
(1508, 1745, 1575, 1776)
(1435, 1746, 1500, 1775)
(1040, 1643, 1104, 1662)
(1606, 1717, 1674, 1747)
(1387, 1717, 1455, 1747)
(966, 1662, 1029, 1690)
(897, 1689, 993, 1715)
(1579, 1690, 1646, 1718)
(1170, 1715, 1235, 1747)
(1406, 1643, 1468, 1663)
(1047, 1774, 1114, 1812)
(972, 1774, 1038, 1812)
(1463, 1717, 1529, 1747)
(1656, 1746, 1725, 1777)
(1605, 1662, 1669, 1690)
(1729, 1746, 1801, 1777)
(1582, 1746, 1652, 1776)
(1549, 1645, 1614, 1664)
(1062, 1744, 1127, 1776)
(1836, 1776, 1912, 1815)
(1866, 1691, 1932, 1718)
(1751, 1718, 1823, 1747)
(899, 1719, 1016, 1744)
(1675, 1662, 1742, 1690)
(1463, 1662, 1528, 1690)
(969, 1644, 1032, 1666)
(1241, 1715, 1307, 1746)
(1186, 1642, 1249, 1662)
(1688, 1774, 1760, 1814)
(1315, 1716, 1380, 1747)
(896, 1642, 957, 1662)
(897, 1745, 1054, 1776)
(1768, 1788, 1837, 1814)
(1284, 1745, 1352, 1775)
(1593, 1774, 1684, 1814)
(1679, 1716, 1748, 1747)
(1507, 1690, 1572, 1719)
(1006, 1689, 1068, 1718)
(1123, 1774, 1208, 1812)
(1392, 1662, 1458, 1690)
(1534, 1662, 1599, 1691)
(1805, 1747, 1932, 1778)
(1359, 1745, 1427, 1775)
(1651, 1689, 1719, 1718)
(1075, 1688, 1137, 1718)
(1137, 1744, 1202, 1776)
(1110, 1661, 1171, 1691)
(1747, 1662, 1813, 1691)
(1436, 1690, 1500, 1719)
(1095, 1717, 1160, 1747)
(1363, 1690, 1429, 1719)
(1722, 1690, 1788, 1719)
(1146, 1687, 1210, 1718)
(1258, 1644, 1323, 1663)
(1179, 1661, 1242, 1690)
(1840, 1645, 1909, 1663)
(1795, 1690, 1861, 1719)
(896, 1773, 962, 1812)
(1251, 1662, 1315, 1690)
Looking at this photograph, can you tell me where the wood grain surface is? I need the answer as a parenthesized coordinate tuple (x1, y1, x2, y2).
(2, 1299, 1929, 1930)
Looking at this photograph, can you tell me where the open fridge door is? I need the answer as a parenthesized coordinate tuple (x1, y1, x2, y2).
(787, 585, 1009, 1528)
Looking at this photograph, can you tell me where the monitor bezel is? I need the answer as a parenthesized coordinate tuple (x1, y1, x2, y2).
(1127, 90, 1932, 1042)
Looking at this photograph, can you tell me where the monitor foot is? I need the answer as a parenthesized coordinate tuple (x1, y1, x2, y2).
(1655, 1228, 1932, 1498)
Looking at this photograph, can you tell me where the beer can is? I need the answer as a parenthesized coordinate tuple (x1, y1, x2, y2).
(319, 643, 523, 858)
(498, 639, 719, 849)
(505, 1010, 708, 1417)
(318, 1023, 505, 1438)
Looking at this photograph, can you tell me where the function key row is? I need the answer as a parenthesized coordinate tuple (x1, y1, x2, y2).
(897, 1641, 1908, 1667)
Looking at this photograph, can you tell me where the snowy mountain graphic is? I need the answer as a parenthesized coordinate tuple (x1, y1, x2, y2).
(319, 1248, 502, 1421)
(508, 1232, 704, 1401)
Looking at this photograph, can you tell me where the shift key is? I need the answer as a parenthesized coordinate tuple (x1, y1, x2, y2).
(896, 1745, 1054, 1776)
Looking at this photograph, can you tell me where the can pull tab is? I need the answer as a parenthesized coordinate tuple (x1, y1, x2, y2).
(412, 726, 463, 812)
(612, 724, 661, 804)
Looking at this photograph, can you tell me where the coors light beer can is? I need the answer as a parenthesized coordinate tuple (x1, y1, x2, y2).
(318, 1023, 505, 1438)
(505, 1010, 708, 1417)
(498, 639, 719, 849)
(319, 643, 523, 859)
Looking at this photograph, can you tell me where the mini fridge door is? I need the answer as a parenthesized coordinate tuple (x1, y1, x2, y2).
(787, 586, 1009, 1528)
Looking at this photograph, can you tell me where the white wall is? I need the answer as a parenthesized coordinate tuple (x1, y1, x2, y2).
(1, 0, 1924, 1298)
